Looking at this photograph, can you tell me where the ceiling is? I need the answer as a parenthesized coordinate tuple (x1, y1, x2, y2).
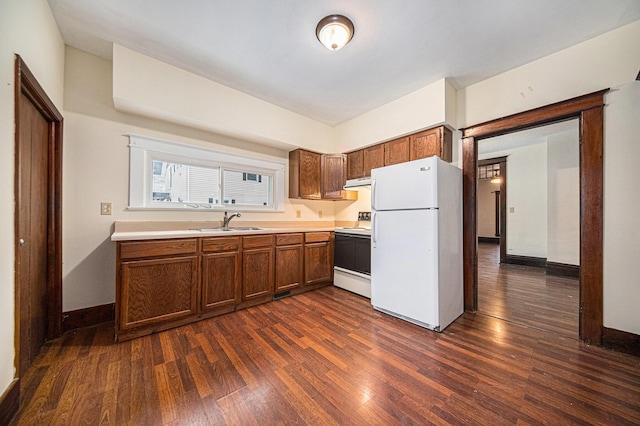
(48, 0, 640, 126)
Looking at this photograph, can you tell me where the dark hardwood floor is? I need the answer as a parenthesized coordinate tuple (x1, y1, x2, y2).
(478, 242, 579, 339)
(12, 285, 640, 425)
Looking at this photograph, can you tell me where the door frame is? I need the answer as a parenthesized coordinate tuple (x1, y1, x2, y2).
(14, 55, 64, 374)
(461, 89, 608, 345)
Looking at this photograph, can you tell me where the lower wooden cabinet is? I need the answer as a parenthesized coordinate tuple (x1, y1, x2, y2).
(242, 235, 275, 301)
(304, 232, 334, 286)
(201, 237, 241, 311)
(275, 233, 304, 292)
(117, 239, 199, 338)
(115, 231, 333, 341)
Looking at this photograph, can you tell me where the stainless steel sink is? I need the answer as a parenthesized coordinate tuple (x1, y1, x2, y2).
(193, 227, 264, 232)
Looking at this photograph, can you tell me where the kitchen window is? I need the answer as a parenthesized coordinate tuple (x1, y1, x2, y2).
(128, 134, 285, 211)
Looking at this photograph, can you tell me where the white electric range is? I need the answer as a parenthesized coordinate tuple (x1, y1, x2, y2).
(333, 226, 371, 298)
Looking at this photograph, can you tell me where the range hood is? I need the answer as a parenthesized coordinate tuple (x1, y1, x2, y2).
(344, 177, 371, 189)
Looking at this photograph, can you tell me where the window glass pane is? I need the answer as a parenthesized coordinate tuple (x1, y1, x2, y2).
(222, 169, 272, 206)
(152, 160, 220, 204)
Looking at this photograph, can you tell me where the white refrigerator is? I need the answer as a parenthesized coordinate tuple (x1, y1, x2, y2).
(371, 156, 463, 332)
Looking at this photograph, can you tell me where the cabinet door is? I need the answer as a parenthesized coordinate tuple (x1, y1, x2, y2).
(410, 128, 441, 160)
(321, 153, 347, 199)
(202, 251, 240, 310)
(305, 242, 333, 285)
(363, 144, 384, 176)
(275, 245, 303, 292)
(346, 150, 364, 180)
(289, 149, 321, 199)
(384, 137, 410, 166)
(242, 247, 275, 300)
(120, 256, 198, 329)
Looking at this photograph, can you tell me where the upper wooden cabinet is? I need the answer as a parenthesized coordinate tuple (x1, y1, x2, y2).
(290, 149, 352, 200)
(346, 150, 364, 180)
(409, 126, 452, 162)
(345, 126, 453, 178)
(289, 149, 321, 199)
(364, 144, 385, 176)
(321, 153, 347, 199)
(384, 136, 410, 166)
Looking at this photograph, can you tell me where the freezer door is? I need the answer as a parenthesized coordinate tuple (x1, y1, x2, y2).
(371, 157, 438, 211)
(371, 209, 439, 328)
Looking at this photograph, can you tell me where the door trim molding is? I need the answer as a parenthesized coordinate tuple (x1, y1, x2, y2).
(460, 89, 608, 345)
(14, 55, 64, 374)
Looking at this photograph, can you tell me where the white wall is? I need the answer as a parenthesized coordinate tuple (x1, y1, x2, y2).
(459, 20, 640, 334)
(63, 47, 340, 311)
(603, 82, 640, 335)
(0, 0, 65, 401)
(547, 129, 580, 265)
(477, 179, 500, 238)
(333, 78, 449, 153)
(480, 143, 548, 258)
(112, 45, 334, 153)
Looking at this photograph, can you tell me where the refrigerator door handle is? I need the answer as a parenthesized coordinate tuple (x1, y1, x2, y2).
(371, 178, 377, 210)
(372, 211, 377, 246)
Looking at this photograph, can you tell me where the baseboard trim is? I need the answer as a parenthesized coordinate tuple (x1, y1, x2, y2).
(0, 378, 20, 425)
(63, 303, 115, 332)
(503, 254, 547, 268)
(602, 327, 640, 357)
(478, 237, 500, 244)
(546, 261, 580, 278)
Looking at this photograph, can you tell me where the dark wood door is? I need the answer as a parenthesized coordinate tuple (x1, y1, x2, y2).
(14, 56, 63, 377)
(305, 242, 333, 285)
(289, 149, 321, 199)
(17, 91, 49, 375)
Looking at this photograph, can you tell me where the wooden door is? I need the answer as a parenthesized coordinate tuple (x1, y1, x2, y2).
(275, 245, 304, 292)
(17, 92, 49, 375)
(15, 56, 63, 377)
(289, 149, 321, 199)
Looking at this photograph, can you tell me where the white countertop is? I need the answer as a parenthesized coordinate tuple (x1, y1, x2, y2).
(111, 227, 336, 242)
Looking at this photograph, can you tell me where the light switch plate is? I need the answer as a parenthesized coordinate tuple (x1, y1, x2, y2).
(101, 202, 112, 215)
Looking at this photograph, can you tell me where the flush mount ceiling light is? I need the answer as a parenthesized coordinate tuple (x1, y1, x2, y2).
(316, 14, 355, 51)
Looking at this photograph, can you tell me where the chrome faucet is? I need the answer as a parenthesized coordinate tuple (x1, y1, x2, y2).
(222, 211, 241, 230)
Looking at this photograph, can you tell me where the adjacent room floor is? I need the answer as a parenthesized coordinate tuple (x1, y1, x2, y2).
(477, 242, 579, 339)
(12, 285, 639, 425)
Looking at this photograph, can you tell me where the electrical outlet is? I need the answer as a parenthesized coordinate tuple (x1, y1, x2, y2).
(101, 202, 112, 215)
(296, 209, 301, 218)
(509, 207, 515, 213)
(318, 210, 323, 218)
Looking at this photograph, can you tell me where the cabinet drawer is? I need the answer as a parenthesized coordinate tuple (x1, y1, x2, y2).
(305, 232, 332, 243)
(120, 239, 198, 260)
(276, 233, 303, 246)
(243, 234, 275, 249)
(202, 237, 240, 252)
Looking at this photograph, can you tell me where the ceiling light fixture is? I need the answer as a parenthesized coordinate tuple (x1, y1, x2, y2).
(316, 14, 354, 51)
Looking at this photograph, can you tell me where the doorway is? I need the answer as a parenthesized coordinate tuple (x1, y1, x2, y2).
(461, 89, 608, 345)
(14, 55, 63, 376)
(475, 121, 581, 337)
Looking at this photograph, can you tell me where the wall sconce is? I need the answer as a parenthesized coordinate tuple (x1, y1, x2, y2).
(316, 14, 355, 51)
